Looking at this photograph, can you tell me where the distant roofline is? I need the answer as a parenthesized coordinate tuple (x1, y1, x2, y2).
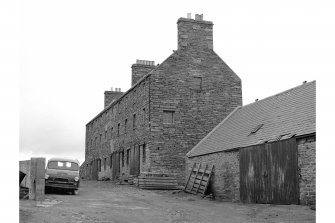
(243, 80, 316, 109)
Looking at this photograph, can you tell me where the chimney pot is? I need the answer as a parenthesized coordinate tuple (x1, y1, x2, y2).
(303, 81, 307, 84)
(187, 13, 192, 19)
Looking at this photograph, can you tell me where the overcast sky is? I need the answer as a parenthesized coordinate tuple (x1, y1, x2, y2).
(16, 0, 333, 164)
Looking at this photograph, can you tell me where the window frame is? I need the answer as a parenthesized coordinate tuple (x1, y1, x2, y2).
(163, 110, 175, 124)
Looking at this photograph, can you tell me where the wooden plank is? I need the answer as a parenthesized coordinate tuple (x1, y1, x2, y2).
(188, 168, 212, 175)
(139, 185, 178, 189)
(202, 165, 214, 196)
(138, 177, 177, 180)
(185, 163, 196, 192)
(134, 145, 140, 176)
(139, 182, 177, 185)
(240, 138, 298, 204)
(138, 179, 177, 182)
(189, 163, 201, 192)
(191, 179, 207, 187)
(139, 182, 178, 186)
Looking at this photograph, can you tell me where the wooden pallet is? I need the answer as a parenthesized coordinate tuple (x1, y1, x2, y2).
(137, 173, 178, 190)
(127, 175, 136, 185)
(184, 163, 214, 196)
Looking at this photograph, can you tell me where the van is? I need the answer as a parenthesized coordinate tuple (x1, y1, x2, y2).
(45, 158, 80, 194)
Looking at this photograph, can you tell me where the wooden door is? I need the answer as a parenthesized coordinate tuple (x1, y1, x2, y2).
(134, 145, 140, 176)
(112, 152, 120, 180)
(240, 138, 298, 204)
(129, 147, 135, 175)
(129, 146, 140, 176)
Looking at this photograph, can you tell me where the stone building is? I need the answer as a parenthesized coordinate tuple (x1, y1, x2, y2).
(82, 14, 242, 183)
(186, 81, 316, 205)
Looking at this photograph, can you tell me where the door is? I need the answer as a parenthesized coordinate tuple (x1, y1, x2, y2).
(112, 152, 120, 180)
(129, 146, 140, 176)
(240, 138, 298, 204)
(134, 145, 140, 176)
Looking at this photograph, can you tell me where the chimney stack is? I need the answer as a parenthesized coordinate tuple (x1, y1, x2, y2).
(104, 88, 123, 108)
(131, 59, 156, 86)
(177, 13, 213, 50)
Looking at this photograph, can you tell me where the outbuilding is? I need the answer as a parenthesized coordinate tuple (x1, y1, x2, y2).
(186, 81, 316, 205)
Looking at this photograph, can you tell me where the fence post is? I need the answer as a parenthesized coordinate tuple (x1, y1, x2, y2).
(29, 157, 45, 200)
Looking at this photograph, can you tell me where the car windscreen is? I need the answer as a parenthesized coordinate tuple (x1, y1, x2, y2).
(47, 161, 79, 171)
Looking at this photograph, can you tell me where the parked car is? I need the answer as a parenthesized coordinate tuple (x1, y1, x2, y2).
(45, 158, 80, 194)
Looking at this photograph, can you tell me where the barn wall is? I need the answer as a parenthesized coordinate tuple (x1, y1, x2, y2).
(297, 135, 316, 205)
(187, 135, 316, 205)
(186, 150, 240, 201)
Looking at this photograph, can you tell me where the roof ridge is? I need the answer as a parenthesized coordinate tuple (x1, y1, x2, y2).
(242, 80, 316, 109)
(186, 106, 242, 157)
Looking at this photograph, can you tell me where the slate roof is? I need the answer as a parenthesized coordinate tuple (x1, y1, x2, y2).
(187, 81, 316, 157)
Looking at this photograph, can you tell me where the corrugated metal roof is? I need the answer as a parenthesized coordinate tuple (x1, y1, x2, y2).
(187, 81, 316, 157)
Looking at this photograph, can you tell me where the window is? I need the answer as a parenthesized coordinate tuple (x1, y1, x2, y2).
(100, 134, 102, 143)
(142, 108, 146, 123)
(47, 161, 79, 171)
(125, 119, 128, 133)
(163, 111, 175, 124)
(191, 76, 202, 91)
(142, 144, 146, 164)
(126, 149, 130, 165)
(249, 124, 264, 135)
(117, 123, 120, 136)
(105, 131, 107, 141)
(133, 114, 136, 130)
(104, 158, 107, 171)
(111, 127, 113, 138)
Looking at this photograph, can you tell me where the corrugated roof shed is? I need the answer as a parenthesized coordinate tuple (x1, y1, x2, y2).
(187, 81, 316, 157)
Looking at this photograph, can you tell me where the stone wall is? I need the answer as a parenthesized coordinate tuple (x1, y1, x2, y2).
(297, 135, 316, 205)
(148, 47, 242, 183)
(84, 16, 242, 183)
(186, 151, 240, 201)
(186, 135, 316, 205)
(85, 76, 151, 180)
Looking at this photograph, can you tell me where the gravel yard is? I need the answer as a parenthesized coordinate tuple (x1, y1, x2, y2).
(19, 180, 315, 223)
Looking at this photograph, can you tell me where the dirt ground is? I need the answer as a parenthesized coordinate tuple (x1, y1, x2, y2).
(19, 180, 315, 223)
